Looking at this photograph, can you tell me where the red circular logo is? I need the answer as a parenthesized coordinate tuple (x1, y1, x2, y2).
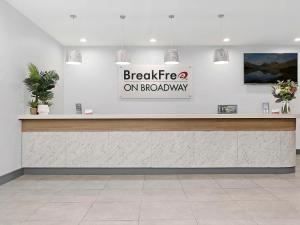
(178, 71, 188, 79)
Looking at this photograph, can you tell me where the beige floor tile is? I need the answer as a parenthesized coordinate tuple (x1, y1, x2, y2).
(1, 180, 41, 190)
(211, 174, 246, 179)
(72, 175, 111, 181)
(142, 189, 187, 202)
(38, 175, 79, 181)
(145, 175, 179, 180)
(191, 201, 250, 220)
(237, 200, 300, 220)
(16, 175, 44, 181)
(287, 199, 300, 211)
(284, 179, 300, 187)
(144, 175, 181, 189)
(242, 174, 277, 179)
(215, 178, 259, 189)
(276, 173, 300, 179)
(196, 218, 258, 225)
(177, 174, 213, 179)
(80, 221, 138, 225)
(97, 189, 142, 202)
(263, 187, 300, 200)
(106, 176, 144, 190)
(1, 180, 69, 191)
(140, 220, 197, 225)
(251, 178, 297, 188)
(0, 189, 16, 202)
(64, 180, 106, 190)
(27, 202, 91, 222)
(0, 221, 24, 225)
(21, 222, 76, 225)
(225, 188, 278, 201)
(254, 218, 300, 225)
(184, 188, 231, 201)
(36, 180, 71, 190)
(0, 202, 44, 221)
(83, 202, 140, 221)
(140, 201, 194, 220)
(143, 180, 182, 189)
(179, 176, 219, 189)
(10, 190, 57, 203)
(50, 189, 100, 203)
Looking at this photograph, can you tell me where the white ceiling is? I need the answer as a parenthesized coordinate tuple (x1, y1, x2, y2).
(5, 0, 300, 46)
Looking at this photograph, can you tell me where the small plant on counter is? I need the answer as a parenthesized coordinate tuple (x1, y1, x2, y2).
(28, 99, 38, 115)
(24, 63, 59, 115)
(272, 80, 298, 114)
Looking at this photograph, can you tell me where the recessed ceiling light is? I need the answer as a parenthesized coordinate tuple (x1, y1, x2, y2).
(80, 38, 87, 43)
(294, 37, 300, 42)
(223, 37, 230, 42)
(149, 38, 157, 43)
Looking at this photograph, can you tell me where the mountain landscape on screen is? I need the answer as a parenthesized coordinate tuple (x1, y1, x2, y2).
(244, 53, 298, 83)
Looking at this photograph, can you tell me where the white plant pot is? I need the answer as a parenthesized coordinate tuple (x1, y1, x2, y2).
(38, 105, 49, 115)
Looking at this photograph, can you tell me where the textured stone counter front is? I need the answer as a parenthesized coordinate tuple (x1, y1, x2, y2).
(19, 115, 297, 173)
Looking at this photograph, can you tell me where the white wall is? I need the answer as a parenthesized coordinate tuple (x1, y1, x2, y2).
(0, 0, 64, 176)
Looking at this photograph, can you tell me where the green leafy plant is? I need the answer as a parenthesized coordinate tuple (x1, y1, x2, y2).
(28, 99, 38, 108)
(24, 63, 59, 106)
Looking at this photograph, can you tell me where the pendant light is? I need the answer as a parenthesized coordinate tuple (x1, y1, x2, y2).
(164, 15, 179, 65)
(213, 14, 229, 64)
(116, 15, 130, 65)
(65, 15, 82, 65)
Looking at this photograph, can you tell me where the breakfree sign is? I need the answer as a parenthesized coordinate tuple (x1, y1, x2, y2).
(119, 65, 192, 99)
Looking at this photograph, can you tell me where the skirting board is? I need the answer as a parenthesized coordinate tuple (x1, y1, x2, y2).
(297, 149, 300, 154)
(23, 167, 296, 175)
(0, 169, 24, 185)
(0, 167, 295, 186)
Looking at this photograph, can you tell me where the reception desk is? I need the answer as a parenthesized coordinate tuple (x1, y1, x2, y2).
(19, 114, 297, 174)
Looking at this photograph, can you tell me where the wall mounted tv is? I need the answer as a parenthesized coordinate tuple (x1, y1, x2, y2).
(244, 53, 298, 84)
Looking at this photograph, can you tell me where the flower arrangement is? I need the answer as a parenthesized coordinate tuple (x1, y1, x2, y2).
(272, 80, 298, 114)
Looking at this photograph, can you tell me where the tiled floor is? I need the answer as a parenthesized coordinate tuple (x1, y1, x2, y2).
(0, 157, 300, 224)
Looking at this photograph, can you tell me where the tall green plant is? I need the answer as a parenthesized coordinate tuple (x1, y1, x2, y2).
(24, 63, 59, 106)
(24, 63, 40, 105)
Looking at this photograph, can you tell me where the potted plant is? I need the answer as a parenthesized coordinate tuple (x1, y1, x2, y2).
(24, 63, 59, 115)
(28, 100, 38, 115)
(272, 80, 298, 114)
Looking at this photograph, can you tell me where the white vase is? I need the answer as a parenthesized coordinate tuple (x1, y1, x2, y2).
(38, 105, 49, 115)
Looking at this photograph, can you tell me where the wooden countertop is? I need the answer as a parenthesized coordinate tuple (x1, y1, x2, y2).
(19, 114, 297, 132)
(18, 114, 299, 120)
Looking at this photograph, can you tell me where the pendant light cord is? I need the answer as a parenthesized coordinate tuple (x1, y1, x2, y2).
(120, 15, 126, 49)
(218, 14, 224, 45)
(169, 15, 175, 48)
(70, 14, 77, 30)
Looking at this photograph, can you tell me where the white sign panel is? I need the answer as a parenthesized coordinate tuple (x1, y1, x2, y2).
(119, 65, 192, 99)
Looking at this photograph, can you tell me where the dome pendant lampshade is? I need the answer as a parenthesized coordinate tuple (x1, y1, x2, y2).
(116, 49, 130, 65)
(164, 15, 179, 65)
(214, 14, 229, 64)
(65, 49, 82, 65)
(164, 48, 180, 65)
(213, 48, 229, 64)
(65, 15, 82, 65)
(116, 15, 130, 66)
